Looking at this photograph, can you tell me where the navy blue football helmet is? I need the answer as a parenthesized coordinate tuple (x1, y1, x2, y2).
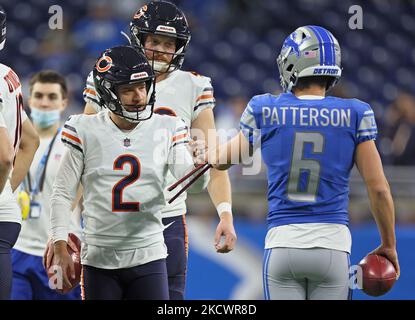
(129, 1, 191, 73)
(93, 46, 156, 122)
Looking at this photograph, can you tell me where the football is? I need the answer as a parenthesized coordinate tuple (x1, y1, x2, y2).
(47, 233, 82, 294)
(358, 254, 397, 297)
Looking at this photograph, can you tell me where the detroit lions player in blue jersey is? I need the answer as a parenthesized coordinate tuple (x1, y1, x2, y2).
(206, 25, 400, 300)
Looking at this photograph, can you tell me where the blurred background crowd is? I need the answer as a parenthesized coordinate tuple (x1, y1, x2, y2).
(1, 0, 414, 299)
(2, 0, 415, 166)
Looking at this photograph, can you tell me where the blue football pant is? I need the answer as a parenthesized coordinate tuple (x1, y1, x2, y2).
(163, 214, 188, 300)
(0, 222, 21, 300)
(263, 247, 352, 300)
(82, 258, 169, 300)
(11, 249, 81, 300)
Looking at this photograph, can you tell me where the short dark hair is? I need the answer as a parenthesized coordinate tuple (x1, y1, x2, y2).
(29, 70, 68, 99)
(294, 76, 332, 92)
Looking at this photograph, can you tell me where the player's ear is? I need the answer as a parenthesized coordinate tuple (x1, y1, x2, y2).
(61, 97, 69, 111)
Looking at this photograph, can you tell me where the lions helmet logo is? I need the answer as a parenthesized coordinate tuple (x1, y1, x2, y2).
(282, 31, 310, 58)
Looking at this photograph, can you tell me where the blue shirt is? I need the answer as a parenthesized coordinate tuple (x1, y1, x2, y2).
(240, 92, 377, 229)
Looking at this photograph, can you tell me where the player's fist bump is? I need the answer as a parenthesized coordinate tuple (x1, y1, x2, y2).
(189, 139, 207, 166)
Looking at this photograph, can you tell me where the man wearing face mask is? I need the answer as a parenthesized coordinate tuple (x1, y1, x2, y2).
(11, 71, 81, 300)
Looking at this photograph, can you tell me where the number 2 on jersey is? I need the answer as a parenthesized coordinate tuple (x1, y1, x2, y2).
(112, 154, 141, 212)
(287, 132, 324, 202)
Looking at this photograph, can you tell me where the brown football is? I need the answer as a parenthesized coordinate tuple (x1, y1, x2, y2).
(358, 254, 397, 297)
(47, 233, 81, 294)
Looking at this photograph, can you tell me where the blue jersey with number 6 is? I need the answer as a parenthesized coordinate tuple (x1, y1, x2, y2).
(240, 92, 377, 230)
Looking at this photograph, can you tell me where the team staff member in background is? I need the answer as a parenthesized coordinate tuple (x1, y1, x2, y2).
(0, 5, 39, 300)
(11, 71, 81, 300)
(207, 25, 399, 300)
(83, 0, 236, 300)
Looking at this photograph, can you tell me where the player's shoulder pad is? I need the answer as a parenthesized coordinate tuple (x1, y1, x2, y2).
(248, 93, 274, 110)
(182, 70, 213, 89)
(63, 113, 96, 133)
(62, 114, 86, 153)
(64, 113, 86, 125)
(152, 112, 185, 130)
(348, 98, 373, 116)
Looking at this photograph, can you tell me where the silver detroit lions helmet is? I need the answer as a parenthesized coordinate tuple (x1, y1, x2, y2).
(277, 25, 342, 92)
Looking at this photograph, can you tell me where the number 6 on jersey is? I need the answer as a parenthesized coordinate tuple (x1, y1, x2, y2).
(287, 132, 324, 202)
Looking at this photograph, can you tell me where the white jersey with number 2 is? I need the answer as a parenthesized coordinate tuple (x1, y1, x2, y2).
(84, 69, 215, 218)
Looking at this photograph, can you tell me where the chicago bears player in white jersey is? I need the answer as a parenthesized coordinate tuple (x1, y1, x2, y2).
(50, 46, 210, 299)
(11, 71, 81, 300)
(205, 26, 399, 300)
(0, 5, 39, 300)
(83, 0, 236, 300)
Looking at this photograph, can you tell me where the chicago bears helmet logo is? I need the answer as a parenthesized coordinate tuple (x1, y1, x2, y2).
(133, 5, 147, 19)
(96, 56, 113, 73)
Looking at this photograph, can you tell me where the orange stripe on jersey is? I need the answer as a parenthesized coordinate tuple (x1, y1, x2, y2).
(84, 88, 97, 96)
(62, 131, 82, 144)
(196, 94, 214, 102)
(172, 133, 187, 142)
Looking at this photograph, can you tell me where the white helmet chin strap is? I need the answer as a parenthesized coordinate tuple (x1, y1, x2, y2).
(152, 60, 171, 73)
(121, 108, 142, 123)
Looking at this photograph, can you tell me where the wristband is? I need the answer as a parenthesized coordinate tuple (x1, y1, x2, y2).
(216, 202, 232, 218)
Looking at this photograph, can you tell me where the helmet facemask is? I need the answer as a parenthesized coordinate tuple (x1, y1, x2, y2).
(93, 46, 157, 123)
(130, 27, 189, 74)
(100, 77, 156, 123)
(129, 1, 191, 74)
